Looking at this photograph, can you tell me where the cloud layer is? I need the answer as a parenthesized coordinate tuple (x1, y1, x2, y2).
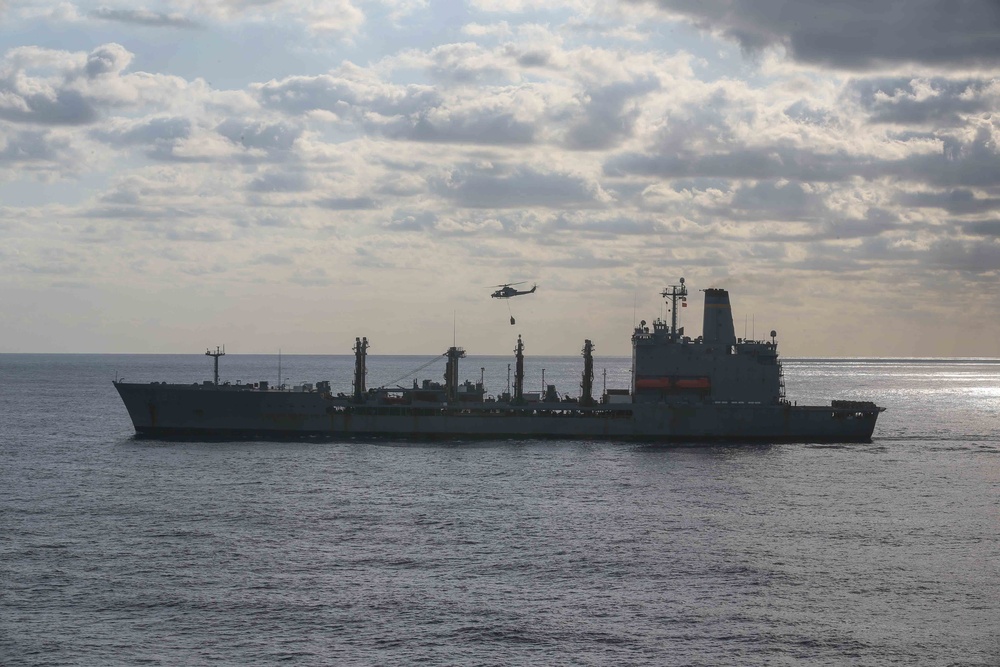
(1, 2, 999, 355)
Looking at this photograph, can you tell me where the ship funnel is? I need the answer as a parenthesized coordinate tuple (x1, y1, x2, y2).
(702, 289, 737, 346)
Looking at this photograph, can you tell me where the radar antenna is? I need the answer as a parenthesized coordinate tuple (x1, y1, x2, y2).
(660, 277, 688, 340)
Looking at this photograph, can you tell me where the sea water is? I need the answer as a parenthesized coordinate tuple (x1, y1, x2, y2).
(1, 355, 998, 665)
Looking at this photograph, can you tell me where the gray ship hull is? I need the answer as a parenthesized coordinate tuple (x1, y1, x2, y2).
(114, 382, 881, 443)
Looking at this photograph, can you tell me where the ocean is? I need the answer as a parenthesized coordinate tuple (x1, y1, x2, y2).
(1, 354, 998, 665)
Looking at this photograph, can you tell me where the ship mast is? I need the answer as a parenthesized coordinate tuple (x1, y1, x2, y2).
(513, 335, 525, 404)
(444, 346, 466, 402)
(660, 277, 688, 340)
(581, 339, 594, 406)
(205, 346, 225, 386)
(353, 337, 369, 402)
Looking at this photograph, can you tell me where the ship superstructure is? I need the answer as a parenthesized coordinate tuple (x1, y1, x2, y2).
(114, 281, 884, 442)
(632, 280, 783, 404)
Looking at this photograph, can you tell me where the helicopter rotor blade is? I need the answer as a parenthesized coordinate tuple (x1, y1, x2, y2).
(486, 281, 527, 288)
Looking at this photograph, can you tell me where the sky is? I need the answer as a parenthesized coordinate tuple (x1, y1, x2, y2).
(1, 0, 999, 356)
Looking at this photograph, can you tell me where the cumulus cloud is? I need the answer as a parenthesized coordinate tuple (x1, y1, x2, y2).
(564, 76, 660, 150)
(407, 42, 519, 84)
(84, 43, 133, 78)
(256, 66, 543, 146)
(637, 0, 1000, 69)
(255, 67, 440, 118)
(90, 117, 244, 162)
(887, 125, 1000, 188)
(849, 77, 1000, 126)
(0, 88, 98, 125)
(0, 43, 148, 126)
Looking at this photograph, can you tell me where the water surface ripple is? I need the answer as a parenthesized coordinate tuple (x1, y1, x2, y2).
(1, 355, 998, 665)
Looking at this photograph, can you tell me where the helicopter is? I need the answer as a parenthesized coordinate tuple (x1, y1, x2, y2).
(489, 282, 537, 325)
(490, 282, 538, 299)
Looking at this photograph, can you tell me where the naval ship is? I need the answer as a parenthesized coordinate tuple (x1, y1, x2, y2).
(114, 280, 884, 442)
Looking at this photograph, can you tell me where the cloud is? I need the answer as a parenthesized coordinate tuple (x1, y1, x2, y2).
(316, 196, 378, 210)
(382, 210, 436, 232)
(604, 145, 862, 183)
(247, 169, 311, 193)
(382, 106, 536, 145)
(637, 0, 1000, 69)
(886, 126, 1000, 188)
(394, 42, 518, 84)
(255, 65, 542, 146)
(961, 220, 1000, 238)
(0, 128, 71, 164)
(564, 76, 660, 150)
(433, 163, 611, 209)
(254, 67, 441, 118)
(0, 86, 99, 126)
(4, 3, 1000, 356)
(91, 117, 192, 146)
(540, 211, 672, 237)
(849, 77, 1000, 126)
(91, 117, 236, 162)
(89, 7, 200, 28)
(709, 181, 827, 222)
(84, 43, 133, 78)
(0, 43, 143, 126)
(164, 0, 364, 36)
(607, 95, 1000, 195)
(216, 118, 302, 151)
(548, 251, 632, 269)
(251, 253, 294, 265)
(930, 238, 1000, 273)
(897, 188, 1000, 215)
